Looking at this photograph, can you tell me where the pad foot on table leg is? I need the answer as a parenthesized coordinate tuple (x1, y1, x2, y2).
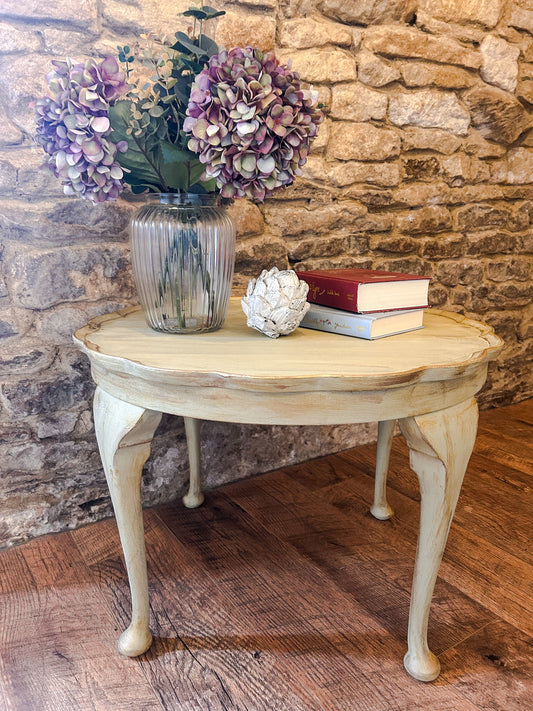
(370, 419, 395, 520)
(182, 491, 205, 508)
(93, 387, 162, 660)
(400, 398, 478, 682)
(118, 624, 153, 658)
(404, 649, 441, 683)
(183, 416, 204, 508)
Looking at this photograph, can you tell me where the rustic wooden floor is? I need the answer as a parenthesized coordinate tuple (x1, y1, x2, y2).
(0, 400, 531, 711)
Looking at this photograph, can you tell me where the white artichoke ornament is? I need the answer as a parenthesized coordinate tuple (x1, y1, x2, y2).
(241, 267, 310, 338)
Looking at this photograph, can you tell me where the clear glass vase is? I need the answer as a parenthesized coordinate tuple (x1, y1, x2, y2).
(130, 193, 236, 334)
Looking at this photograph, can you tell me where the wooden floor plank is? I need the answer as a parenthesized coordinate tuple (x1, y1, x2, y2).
(224, 468, 496, 656)
(336, 439, 533, 567)
(0, 399, 531, 710)
(0, 534, 163, 711)
(156, 495, 481, 710)
(322, 458, 533, 638)
(75, 510, 330, 711)
(439, 619, 533, 711)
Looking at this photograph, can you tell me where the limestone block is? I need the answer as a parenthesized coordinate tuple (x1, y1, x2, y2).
(329, 161, 400, 187)
(227, 200, 265, 238)
(0, 306, 33, 339)
(279, 0, 320, 18)
(486, 258, 532, 282)
(447, 185, 505, 204)
(363, 26, 481, 69)
(415, 10, 486, 44)
(319, 0, 416, 25)
(480, 35, 520, 92)
(216, 11, 276, 51)
(0, 54, 50, 136)
(0, 197, 130, 247)
(288, 233, 356, 261)
(417, 0, 503, 29)
(421, 235, 465, 259)
(0, 0, 97, 29)
(0, 160, 17, 194)
(1, 372, 94, 418)
(507, 201, 533, 231)
(35, 302, 129, 345)
(341, 185, 394, 206)
(279, 17, 352, 48)
(231, 0, 276, 7)
(505, 147, 533, 184)
(357, 49, 400, 87)
(465, 231, 518, 255)
(264, 203, 339, 237)
(463, 86, 532, 143)
(6, 243, 134, 310)
(440, 154, 490, 186)
(310, 117, 330, 152)
(455, 204, 509, 231)
(463, 133, 506, 158)
(437, 260, 485, 287)
(370, 234, 418, 253)
(518, 79, 533, 104)
(389, 89, 470, 136)
(101, 0, 145, 33)
(374, 257, 429, 275)
(330, 84, 387, 121)
(292, 254, 373, 271)
(0, 340, 56, 376)
(510, 6, 533, 34)
(264, 200, 366, 237)
(395, 205, 452, 234)
(399, 62, 475, 89)
(277, 48, 356, 82)
(0, 104, 22, 146)
(402, 156, 440, 181)
(0, 22, 42, 53)
(234, 235, 289, 276)
(41, 28, 91, 55)
(299, 155, 329, 182)
(316, 86, 332, 113)
(36, 412, 79, 439)
(400, 127, 461, 155)
(393, 182, 452, 207)
(328, 123, 400, 161)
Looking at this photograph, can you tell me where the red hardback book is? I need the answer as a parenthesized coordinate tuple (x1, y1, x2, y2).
(296, 268, 430, 313)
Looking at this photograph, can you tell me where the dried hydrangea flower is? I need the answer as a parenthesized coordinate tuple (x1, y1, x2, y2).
(184, 47, 323, 201)
(34, 56, 129, 203)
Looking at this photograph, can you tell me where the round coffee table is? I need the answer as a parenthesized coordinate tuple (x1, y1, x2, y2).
(74, 299, 502, 682)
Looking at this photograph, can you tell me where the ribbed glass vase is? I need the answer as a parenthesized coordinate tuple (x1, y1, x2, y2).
(130, 193, 236, 334)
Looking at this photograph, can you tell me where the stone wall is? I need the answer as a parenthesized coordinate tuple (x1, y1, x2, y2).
(0, 0, 531, 547)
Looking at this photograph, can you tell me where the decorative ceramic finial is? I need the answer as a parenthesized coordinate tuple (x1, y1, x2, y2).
(241, 267, 310, 338)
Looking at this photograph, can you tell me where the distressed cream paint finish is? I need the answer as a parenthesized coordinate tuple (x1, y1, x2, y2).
(75, 298, 502, 682)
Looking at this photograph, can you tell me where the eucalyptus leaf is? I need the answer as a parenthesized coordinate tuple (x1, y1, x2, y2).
(198, 35, 218, 57)
(173, 32, 206, 57)
(183, 8, 208, 20)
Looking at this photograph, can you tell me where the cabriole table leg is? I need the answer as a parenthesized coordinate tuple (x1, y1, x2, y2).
(399, 397, 478, 682)
(93, 387, 162, 657)
(370, 419, 396, 521)
(182, 416, 205, 508)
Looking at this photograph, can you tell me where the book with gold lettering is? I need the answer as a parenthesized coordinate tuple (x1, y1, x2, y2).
(296, 268, 430, 313)
(300, 304, 425, 339)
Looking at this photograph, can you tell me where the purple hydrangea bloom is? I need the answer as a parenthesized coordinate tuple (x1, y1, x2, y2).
(34, 57, 129, 204)
(184, 47, 324, 201)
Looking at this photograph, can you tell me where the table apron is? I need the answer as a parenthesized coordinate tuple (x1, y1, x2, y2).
(90, 362, 488, 425)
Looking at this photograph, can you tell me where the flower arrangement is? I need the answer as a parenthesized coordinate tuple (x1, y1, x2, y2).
(34, 6, 323, 205)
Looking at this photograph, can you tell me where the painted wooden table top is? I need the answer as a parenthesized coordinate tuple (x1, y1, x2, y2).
(74, 298, 503, 392)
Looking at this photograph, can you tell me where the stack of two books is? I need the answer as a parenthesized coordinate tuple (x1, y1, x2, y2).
(296, 268, 431, 340)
